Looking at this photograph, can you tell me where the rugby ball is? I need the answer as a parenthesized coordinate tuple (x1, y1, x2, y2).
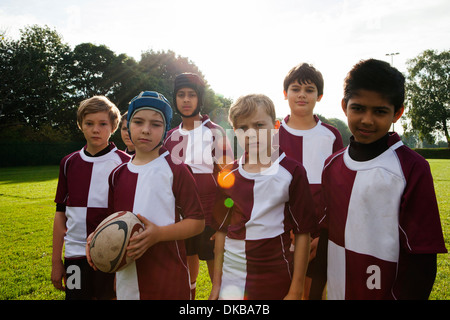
(89, 211, 144, 273)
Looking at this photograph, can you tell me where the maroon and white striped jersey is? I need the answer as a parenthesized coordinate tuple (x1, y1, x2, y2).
(164, 114, 233, 225)
(320, 133, 447, 299)
(213, 151, 317, 299)
(278, 115, 343, 220)
(54, 143, 131, 258)
(108, 147, 204, 300)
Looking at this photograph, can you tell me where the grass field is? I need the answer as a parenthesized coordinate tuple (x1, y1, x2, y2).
(0, 160, 448, 300)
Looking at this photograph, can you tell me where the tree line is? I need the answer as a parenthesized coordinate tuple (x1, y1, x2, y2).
(0, 25, 232, 143)
(1, 25, 448, 148)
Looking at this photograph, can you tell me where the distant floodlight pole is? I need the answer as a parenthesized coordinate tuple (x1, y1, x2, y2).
(386, 52, 400, 132)
(386, 52, 400, 65)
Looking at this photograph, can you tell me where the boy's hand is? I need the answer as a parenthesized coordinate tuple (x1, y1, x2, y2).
(309, 237, 319, 261)
(126, 214, 160, 260)
(51, 260, 66, 291)
(209, 284, 220, 300)
(283, 291, 302, 300)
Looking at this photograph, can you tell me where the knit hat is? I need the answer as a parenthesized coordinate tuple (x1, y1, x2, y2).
(173, 73, 205, 117)
(127, 91, 173, 142)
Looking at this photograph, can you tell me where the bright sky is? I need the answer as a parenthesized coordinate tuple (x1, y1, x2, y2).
(1, 0, 449, 126)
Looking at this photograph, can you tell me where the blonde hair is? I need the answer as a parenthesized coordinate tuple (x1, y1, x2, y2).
(77, 96, 121, 133)
(228, 94, 276, 128)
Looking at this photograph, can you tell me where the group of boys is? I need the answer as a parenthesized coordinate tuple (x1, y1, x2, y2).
(51, 58, 447, 300)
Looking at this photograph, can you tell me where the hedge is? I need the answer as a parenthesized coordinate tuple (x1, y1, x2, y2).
(412, 148, 450, 159)
(0, 137, 126, 167)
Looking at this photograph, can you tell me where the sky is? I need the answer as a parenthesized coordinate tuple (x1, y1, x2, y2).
(1, 0, 449, 127)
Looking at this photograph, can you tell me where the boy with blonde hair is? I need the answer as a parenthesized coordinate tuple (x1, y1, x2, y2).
(52, 95, 131, 299)
(210, 94, 317, 300)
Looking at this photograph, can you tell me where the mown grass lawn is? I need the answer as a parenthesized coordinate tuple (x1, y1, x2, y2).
(0, 160, 448, 300)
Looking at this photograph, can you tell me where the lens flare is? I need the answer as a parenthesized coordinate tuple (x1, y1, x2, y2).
(217, 169, 235, 189)
(224, 198, 234, 208)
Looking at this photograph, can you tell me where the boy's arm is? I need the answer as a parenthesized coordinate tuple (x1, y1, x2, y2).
(284, 232, 310, 300)
(126, 214, 204, 260)
(394, 252, 437, 299)
(51, 211, 67, 291)
(309, 228, 328, 299)
(209, 230, 226, 300)
(126, 161, 205, 260)
(394, 152, 446, 299)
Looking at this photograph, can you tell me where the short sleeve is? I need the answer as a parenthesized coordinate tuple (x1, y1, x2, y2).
(397, 150, 447, 254)
(287, 162, 318, 235)
(172, 162, 205, 221)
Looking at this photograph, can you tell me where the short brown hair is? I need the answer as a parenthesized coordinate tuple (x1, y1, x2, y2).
(76, 96, 121, 133)
(228, 94, 276, 128)
(283, 63, 324, 96)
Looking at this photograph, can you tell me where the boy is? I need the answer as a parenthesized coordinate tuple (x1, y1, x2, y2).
(52, 95, 131, 300)
(311, 59, 447, 300)
(280, 63, 343, 298)
(164, 73, 233, 298)
(209, 94, 317, 300)
(119, 111, 135, 155)
(89, 91, 205, 300)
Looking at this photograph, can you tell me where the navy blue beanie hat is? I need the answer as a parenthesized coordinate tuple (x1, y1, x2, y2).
(127, 91, 173, 140)
(173, 73, 205, 117)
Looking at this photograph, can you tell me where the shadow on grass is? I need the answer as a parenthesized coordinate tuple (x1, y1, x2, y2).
(0, 166, 59, 184)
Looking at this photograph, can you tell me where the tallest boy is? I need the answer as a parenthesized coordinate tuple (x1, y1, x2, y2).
(164, 73, 233, 298)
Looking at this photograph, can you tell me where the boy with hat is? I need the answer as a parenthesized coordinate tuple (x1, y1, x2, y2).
(164, 73, 233, 298)
(88, 91, 205, 299)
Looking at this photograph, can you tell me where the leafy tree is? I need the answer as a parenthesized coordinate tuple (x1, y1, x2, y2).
(70, 43, 119, 99)
(138, 49, 231, 127)
(0, 25, 232, 143)
(404, 49, 449, 147)
(69, 43, 143, 115)
(0, 25, 73, 130)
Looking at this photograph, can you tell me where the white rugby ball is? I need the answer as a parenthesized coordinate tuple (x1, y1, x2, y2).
(89, 211, 144, 273)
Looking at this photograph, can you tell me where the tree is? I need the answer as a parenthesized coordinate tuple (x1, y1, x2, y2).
(0, 25, 232, 142)
(138, 49, 232, 127)
(404, 49, 450, 148)
(0, 25, 73, 130)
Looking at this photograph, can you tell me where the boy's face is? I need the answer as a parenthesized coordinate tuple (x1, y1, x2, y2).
(234, 106, 275, 163)
(342, 89, 404, 144)
(81, 111, 112, 153)
(128, 109, 165, 153)
(120, 120, 134, 149)
(176, 87, 199, 117)
(284, 80, 322, 117)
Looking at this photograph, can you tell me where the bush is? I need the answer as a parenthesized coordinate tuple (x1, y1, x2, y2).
(0, 142, 85, 167)
(413, 148, 450, 159)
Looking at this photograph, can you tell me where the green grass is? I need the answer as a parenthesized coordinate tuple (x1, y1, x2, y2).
(0, 161, 448, 300)
(428, 160, 450, 300)
(0, 166, 63, 299)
